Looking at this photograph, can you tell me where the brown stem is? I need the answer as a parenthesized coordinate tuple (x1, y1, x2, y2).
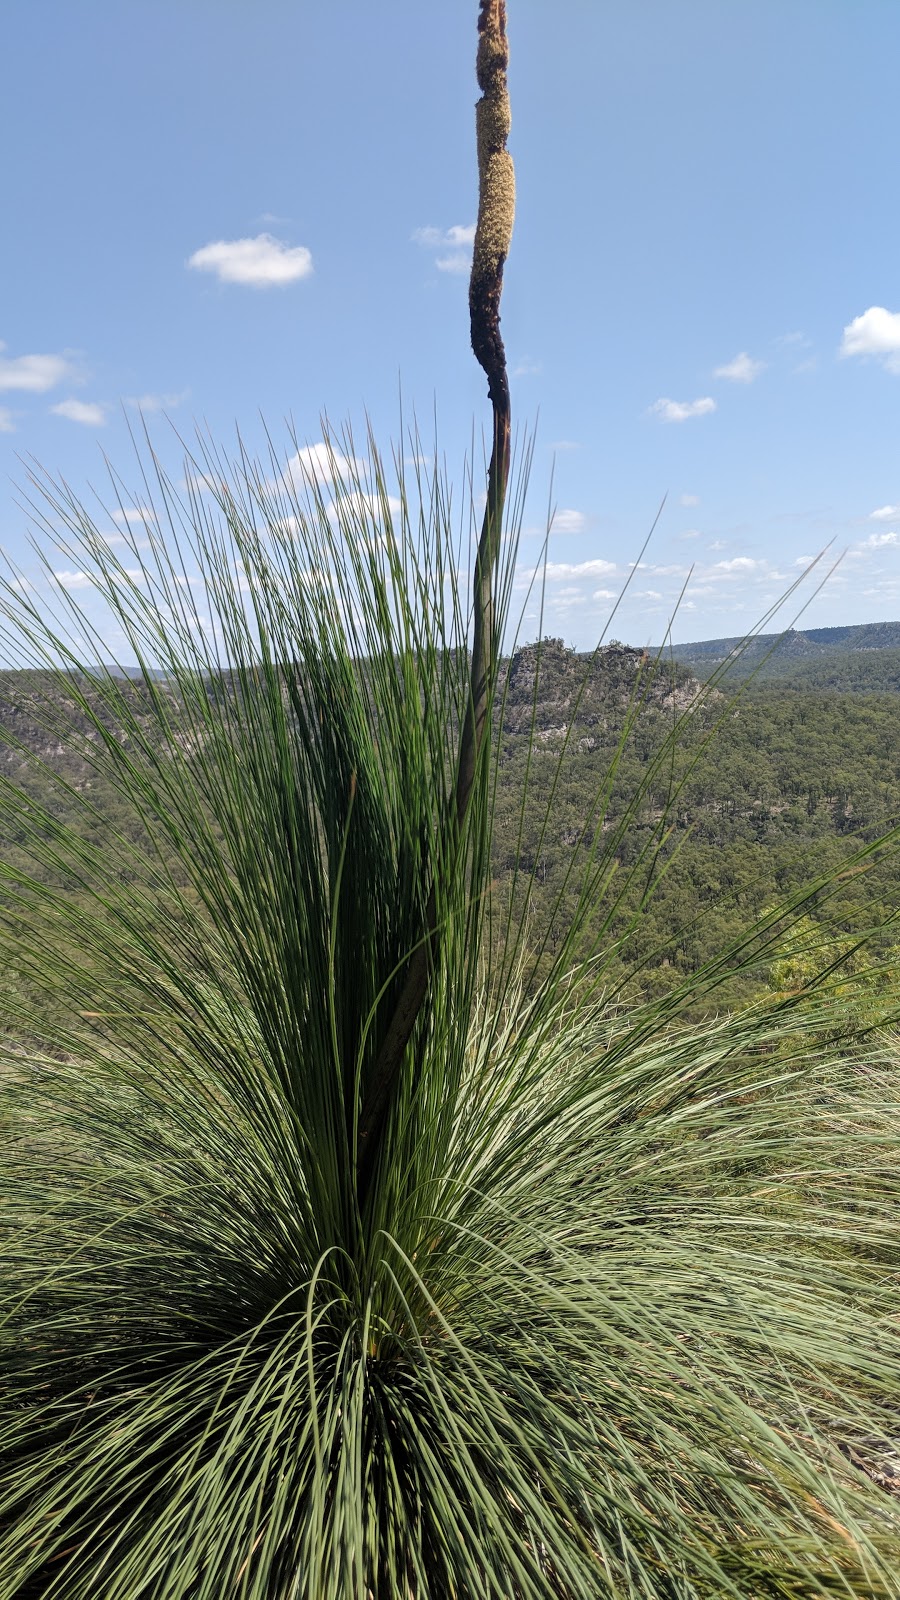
(357, 0, 514, 1199)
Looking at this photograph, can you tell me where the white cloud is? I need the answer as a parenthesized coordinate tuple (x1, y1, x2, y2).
(0, 343, 73, 392)
(50, 399, 106, 426)
(112, 507, 155, 528)
(513, 357, 542, 378)
(125, 390, 188, 413)
(549, 507, 586, 535)
(327, 489, 402, 524)
(53, 570, 92, 589)
(549, 439, 580, 452)
(592, 588, 617, 600)
(679, 528, 701, 540)
(283, 441, 361, 490)
(862, 530, 900, 549)
(187, 233, 313, 287)
(679, 492, 699, 507)
(649, 396, 716, 423)
(183, 470, 223, 496)
(413, 224, 475, 249)
(714, 351, 766, 383)
(0, 407, 14, 433)
(435, 253, 471, 275)
(544, 558, 616, 580)
(870, 504, 900, 521)
(840, 306, 900, 373)
(713, 556, 760, 572)
(413, 223, 475, 275)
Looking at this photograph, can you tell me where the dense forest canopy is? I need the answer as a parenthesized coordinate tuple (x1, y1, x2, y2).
(4, 627, 900, 1032)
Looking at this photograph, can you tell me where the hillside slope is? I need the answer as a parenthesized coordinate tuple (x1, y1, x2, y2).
(1, 642, 899, 1023)
(673, 620, 900, 689)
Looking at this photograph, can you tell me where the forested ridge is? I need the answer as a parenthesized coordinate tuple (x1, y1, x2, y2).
(3, 632, 900, 1021)
(674, 617, 900, 686)
(495, 636, 900, 1007)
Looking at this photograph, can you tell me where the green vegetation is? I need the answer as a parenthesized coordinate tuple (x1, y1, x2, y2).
(7, 640, 900, 1030)
(2, 437, 900, 1596)
(493, 638, 900, 1008)
(674, 619, 900, 690)
(4, 6, 900, 1597)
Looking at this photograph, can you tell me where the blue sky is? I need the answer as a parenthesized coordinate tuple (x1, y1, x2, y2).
(3, 0, 900, 650)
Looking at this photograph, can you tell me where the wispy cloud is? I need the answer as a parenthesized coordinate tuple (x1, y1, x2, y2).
(125, 390, 189, 413)
(714, 351, 766, 384)
(53, 570, 93, 589)
(649, 396, 716, 424)
(413, 223, 475, 275)
(862, 530, 900, 550)
(713, 556, 760, 572)
(509, 541, 879, 642)
(549, 508, 587, 535)
(434, 255, 471, 276)
(870, 504, 900, 521)
(0, 343, 73, 393)
(413, 224, 475, 249)
(187, 233, 313, 287)
(112, 507, 155, 528)
(0, 407, 14, 433)
(679, 492, 699, 507)
(50, 399, 106, 426)
(542, 559, 616, 581)
(513, 356, 542, 378)
(840, 306, 900, 373)
(183, 470, 224, 497)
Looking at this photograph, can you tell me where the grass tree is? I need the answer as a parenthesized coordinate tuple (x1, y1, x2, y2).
(3, 3, 900, 1596)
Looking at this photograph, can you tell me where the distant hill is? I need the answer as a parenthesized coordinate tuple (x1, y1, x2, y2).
(3, 640, 900, 1023)
(672, 621, 900, 691)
